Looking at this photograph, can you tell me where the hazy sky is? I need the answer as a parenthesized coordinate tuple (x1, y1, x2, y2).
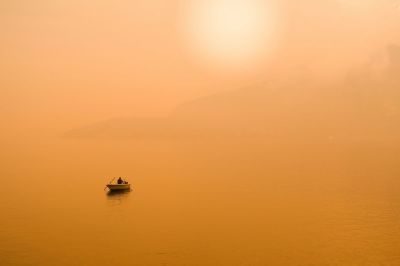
(1, 0, 399, 134)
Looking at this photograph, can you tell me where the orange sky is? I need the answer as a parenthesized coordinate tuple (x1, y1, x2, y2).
(1, 0, 399, 134)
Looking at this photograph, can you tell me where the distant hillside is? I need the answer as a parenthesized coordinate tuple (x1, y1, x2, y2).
(65, 45, 400, 142)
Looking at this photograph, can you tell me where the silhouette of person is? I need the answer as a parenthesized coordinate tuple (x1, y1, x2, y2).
(117, 177, 123, 184)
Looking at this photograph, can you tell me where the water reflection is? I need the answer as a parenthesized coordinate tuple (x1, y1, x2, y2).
(106, 189, 132, 206)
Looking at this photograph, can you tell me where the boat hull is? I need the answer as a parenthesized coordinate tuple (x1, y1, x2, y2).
(107, 184, 131, 191)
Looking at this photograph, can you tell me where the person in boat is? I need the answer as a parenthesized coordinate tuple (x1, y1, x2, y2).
(117, 177, 123, 184)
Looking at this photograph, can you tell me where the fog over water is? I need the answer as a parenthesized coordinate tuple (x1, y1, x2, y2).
(2, 135, 400, 265)
(1, 0, 400, 265)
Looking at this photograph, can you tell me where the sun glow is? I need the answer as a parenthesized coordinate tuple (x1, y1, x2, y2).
(181, 0, 278, 71)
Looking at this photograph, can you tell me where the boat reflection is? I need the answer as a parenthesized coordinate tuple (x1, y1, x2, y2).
(106, 189, 132, 206)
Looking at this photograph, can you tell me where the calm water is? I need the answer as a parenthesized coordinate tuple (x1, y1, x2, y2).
(1, 137, 400, 265)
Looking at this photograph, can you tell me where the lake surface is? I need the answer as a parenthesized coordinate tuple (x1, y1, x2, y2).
(1, 136, 400, 265)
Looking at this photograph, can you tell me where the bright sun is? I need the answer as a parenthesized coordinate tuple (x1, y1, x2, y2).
(181, 0, 277, 71)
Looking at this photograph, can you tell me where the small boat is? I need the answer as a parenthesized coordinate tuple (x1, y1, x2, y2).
(106, 183, 131, 191)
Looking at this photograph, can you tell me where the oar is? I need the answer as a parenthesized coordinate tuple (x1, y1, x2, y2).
(104, 177, 116, 190)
